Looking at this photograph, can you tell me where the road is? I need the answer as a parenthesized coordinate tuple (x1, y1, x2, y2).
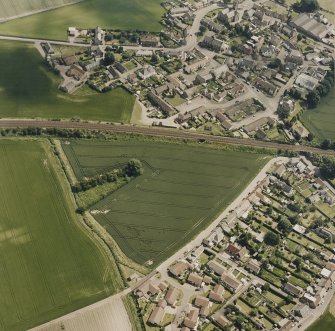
(0, 119, 334, 156)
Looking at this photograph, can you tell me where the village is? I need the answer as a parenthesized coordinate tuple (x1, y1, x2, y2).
(127, 156, 335, 331)
(39, 0, 334, 146)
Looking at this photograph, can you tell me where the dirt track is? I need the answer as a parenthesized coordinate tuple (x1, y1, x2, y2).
(0, 119, 335, 156)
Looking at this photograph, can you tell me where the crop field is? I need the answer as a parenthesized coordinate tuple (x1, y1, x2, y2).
(0, 0, 77, 20)
(307, 312, 335, 331)
(301, 89, 335, 141)
(0, 140, 121, 331)
(62, 138, 269, 265)
(0, 41, 134, 122)
(0, 0, 164, 40)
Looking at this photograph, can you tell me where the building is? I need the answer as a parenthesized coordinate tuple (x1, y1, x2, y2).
(188, 273, 203, 287)
(246, 259, 261, 274)
(209, 284, 225, 302)
(194, 296, 210, 316)
(202, 35, 229, 52)
(213, 314, 230, 328)
(147, 92, 176, 117)
(141, 35, 160, 47)
(61, 54, 77, 66)
(225, 244, 247, 260)
(283, 282, 304, 297)
(165, 287, 179, 306)
(207, 260, 226, 276)
(295, 73, 319, 91)
(134, 280, 161, 299)
(183, 308, 199, 329)
(168, 261, 191, 278)
(221, 274, 242, 292)
(290, 14, 330, 41)
(148, 306, 165, 326)
(138, 65, 156, 80)
(254, 77, 278, 95)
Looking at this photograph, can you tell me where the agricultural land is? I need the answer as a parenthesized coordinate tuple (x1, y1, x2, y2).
(0, 41, 134, 122)
(0, 139, 122, 331)
(0, 0, 164, 40)
(62, 138, 269, 265)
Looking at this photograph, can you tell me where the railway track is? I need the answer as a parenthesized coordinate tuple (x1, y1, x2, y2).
(0, 119, 334, 156)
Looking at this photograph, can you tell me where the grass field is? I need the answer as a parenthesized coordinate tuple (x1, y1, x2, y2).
(62, 138, 270, 265)
(301, 89, 335, 141)
(0, 139, 122, 331)
(307, 312, 335, 331)
(0, 0, 164, 40)
(0, 41, 134, 122)
(0, 0, 77, 20)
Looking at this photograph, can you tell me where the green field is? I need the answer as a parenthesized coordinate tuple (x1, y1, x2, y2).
(0, 0, 164, 40)
(0, 0, 77, 20)
(307, 312, 335, 331)
(62, 138, 270, 265)
(0, 41, 134, 122)
(0, 139, 122, 331)
(301, 89, 335, 141)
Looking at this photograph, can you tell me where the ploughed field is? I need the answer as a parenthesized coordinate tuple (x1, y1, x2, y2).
(0, 140, 121, 331)
(0, 0, 164, 40)
(0, 0, 77, 20)
(62, 139, 269, 266)
(0, 41, 134, 122)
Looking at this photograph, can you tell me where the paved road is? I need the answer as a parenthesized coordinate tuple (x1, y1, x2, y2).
(0, 119, 334, 156)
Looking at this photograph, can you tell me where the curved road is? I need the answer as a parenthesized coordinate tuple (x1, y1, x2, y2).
(0, 119, 334, 156)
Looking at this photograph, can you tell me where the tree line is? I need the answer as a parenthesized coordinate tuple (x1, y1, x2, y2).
(71, 159, 144, 193)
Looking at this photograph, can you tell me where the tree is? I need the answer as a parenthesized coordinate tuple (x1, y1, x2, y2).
(293, 0, 320, 12)
(268, 58, 282, 69)
(306, 91, 320, 108)
(277, 107, 290, 120)
(264, 231, 280, 246)
(125, 159, 144, 177)
(321, 139, 332, 150)
(151, 53, 159, 64)
(320, 156, 335, 179)
(293, 257, 303, 270)
(278, 219, 293, 234)
(103, 52, 115, 66)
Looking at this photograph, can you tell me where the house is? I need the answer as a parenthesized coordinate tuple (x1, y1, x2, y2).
(183, 308, 199, 329)
(187, 273, 203, 287)
(274, 164, 286, 177)
(114, 62, 127, 74)
(320, 268, 332, 279)
(221, 274, 242, 292)
(246, 259, 261, 274)
(302, 293, 321, 308)
(283, 282, 304, 297)
(138, 65, 156, 80)
(141, 35, 159, 47)
(148, 306, 165, 326)
(225, 244, 247, 260)
(207, 260, 226, 276)
(165, 287, 179, 306)
(215, 112, 232, 130)
(213, 314, 230, 328)
(209, 284, 225, 303)
(195, 72, 213, 84)
(202, 35, 229, 52)
(286, 50, 304, 65)
(254, 77, 278, 95)
(147, 92, 176, 116)
(61, 54, 77, 66)
(295, 73, 319, 91)
(194, 296, 210, 316)
(218, 10, 239, 23)
(134, 280, 161, 299)
(66, 65, 86, 81)
(203, 227, 224, 247)
(60, 81, 76, 94)
(201, 18, 224, 33)
(168, 261, 191, 278)
(68, 27, 76, 36)
(244, 117, 275, 135)
(203, 275, 212, 285)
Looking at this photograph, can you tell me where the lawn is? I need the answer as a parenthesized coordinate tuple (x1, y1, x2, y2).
(0, 139, 122, 331)
(0, 0, 164, 40)
(0, 0, 76, 20)
(301, 89, 335, 141)
(307, 312, 335, 331)
(0, 41, 135, 122)
(62, 138, 270, 265)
